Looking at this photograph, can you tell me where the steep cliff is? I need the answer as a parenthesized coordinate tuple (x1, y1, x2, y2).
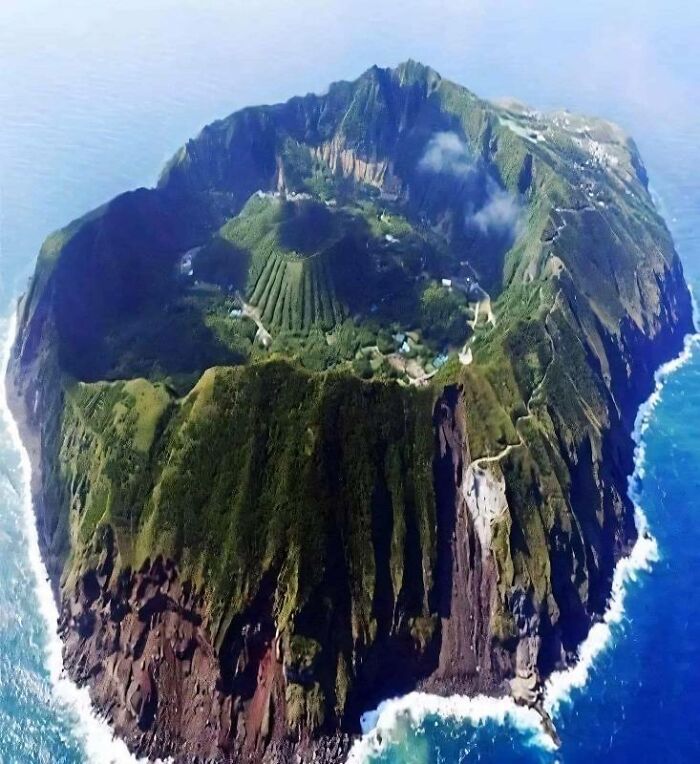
(6, 61, 693, 762)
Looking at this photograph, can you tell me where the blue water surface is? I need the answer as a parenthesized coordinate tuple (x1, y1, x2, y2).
(0, 1, 699, 761)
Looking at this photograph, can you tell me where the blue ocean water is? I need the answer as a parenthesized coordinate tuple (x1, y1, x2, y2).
(0, 2, 699, 762)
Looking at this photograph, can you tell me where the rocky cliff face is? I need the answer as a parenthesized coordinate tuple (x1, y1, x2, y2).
(6, 60, 694, 762)
(424, 386, 510, 694)
(60, 541, 343, 763)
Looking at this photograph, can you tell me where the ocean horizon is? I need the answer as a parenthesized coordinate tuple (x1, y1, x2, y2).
(1, 2, 699, 762)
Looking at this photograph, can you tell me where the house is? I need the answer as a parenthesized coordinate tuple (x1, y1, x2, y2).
(441, 278, 452, 288)
(179, 245, 202, 277)
(179, 254, 193, 275)
(230, 308, 243, 318)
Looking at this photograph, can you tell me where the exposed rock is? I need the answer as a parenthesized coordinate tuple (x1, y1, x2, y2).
(5, 58, 695, 763)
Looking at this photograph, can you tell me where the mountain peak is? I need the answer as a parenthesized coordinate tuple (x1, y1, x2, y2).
(357, 60, 442, 89)
(393, 59, 442, 85)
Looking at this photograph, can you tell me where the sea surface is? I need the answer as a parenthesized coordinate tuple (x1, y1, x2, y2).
(1, 2, 699, 762)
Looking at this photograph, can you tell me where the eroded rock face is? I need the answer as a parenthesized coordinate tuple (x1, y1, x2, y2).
(52, 384, 587, 762)
(463, 463, 508, 551)
(54, 387, 524, 762)
(6, 59, 696, 763)
(311, 137, 393, 190)
(424, 386, 512, 694)
(61, 541, 350, 763)
(63, 551, 224, 760)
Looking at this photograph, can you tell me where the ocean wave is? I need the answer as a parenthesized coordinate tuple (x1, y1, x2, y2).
(346, 692, 554, 763)
(348, 323, 700, 761)
(542, 507, 658, 715)
(0, 310, 156, 764)
(545, 325, 700, 715)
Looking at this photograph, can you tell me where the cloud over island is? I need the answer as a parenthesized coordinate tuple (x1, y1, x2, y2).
(418, 130, 522, 241)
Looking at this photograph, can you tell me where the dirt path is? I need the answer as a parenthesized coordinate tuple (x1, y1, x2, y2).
(235, 291, 273, 347)
(544, 203, 596, 246)
(470, 290, 561, 471)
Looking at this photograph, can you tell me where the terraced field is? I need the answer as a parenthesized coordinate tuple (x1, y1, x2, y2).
(247, 248, 344, 332)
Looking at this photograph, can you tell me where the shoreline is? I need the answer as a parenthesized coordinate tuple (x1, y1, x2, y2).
(5, 301, 696, 764)
(347, 324, 700, 761)
(0, 309, 144, 764)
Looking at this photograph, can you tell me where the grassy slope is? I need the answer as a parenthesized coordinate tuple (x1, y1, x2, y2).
(58, 360, 439, 724)
(19, 61, 692, 732)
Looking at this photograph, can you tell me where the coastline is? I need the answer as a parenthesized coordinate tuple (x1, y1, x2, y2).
(347, 322, 700, 762)
(5, 286, 696, 763)
(0, 309, 143, 764)
(2, 306, 352, 764)
(5, 301, 696, 764)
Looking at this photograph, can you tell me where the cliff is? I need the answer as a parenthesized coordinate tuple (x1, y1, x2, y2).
(6, 60, 694, 762)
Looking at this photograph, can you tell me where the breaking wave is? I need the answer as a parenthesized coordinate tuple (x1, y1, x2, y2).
(545, 323, 700, 713)
(346, 691, 554, 763)
(0, 310, 145, 764)
(348, 323, 700, 762)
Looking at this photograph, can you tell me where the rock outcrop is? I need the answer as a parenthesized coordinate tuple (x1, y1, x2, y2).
(6, 60, 694, 762)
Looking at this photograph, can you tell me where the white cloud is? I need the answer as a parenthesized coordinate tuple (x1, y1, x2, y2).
(418, 131, 476, 177)
(419, 131, 522, 240)
(470, 180, 522, 239)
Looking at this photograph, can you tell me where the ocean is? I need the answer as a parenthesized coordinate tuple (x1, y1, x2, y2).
(1, 2, 699, 762)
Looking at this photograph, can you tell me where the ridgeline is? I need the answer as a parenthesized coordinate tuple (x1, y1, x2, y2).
(7, 61, 693, 762)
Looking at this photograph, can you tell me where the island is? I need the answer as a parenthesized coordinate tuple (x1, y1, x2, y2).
(6, 61, 693, 763)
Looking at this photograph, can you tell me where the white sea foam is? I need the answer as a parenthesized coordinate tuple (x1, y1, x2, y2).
(545, 323, 700, 712)
(0, 310, 153, 763)
(348, 319, 700, 761)
(4, 296, 695, 764)
(346, 691, 554, 763)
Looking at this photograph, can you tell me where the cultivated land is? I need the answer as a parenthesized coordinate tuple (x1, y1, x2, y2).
(7, 61, 693, 762)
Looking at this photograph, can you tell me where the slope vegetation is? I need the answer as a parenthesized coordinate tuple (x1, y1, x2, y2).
(8, 60, 693, 762)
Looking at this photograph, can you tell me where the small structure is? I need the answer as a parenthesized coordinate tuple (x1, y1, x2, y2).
(287, 190, 312, 202)
(459, 346, 474, 366)
(384, 234, 399, 244)
(441, 278, 452, 288)
(255, 327, 272, 349)
(399, 340, 411, 355)
(229, 308, 243, 318)
(433, 353, 449, 369)
(179, 246, 202, 277)
(393, 332, 406, 345)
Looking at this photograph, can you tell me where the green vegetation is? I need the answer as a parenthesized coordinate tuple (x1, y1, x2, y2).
(59, 378, 172, 548)
(17, 59, 691, 738)
(419, 283, 470, 346)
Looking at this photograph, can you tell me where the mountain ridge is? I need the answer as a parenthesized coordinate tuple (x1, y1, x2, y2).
(7, 61, 693, 762)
